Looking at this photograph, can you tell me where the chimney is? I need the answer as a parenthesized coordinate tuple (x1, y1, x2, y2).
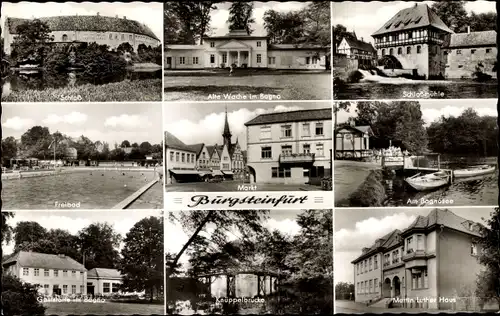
(467, 26, 470, 34)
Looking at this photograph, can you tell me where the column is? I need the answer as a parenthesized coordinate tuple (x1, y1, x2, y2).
(237, 51, 241, 67)
(248, 50, 251, 67)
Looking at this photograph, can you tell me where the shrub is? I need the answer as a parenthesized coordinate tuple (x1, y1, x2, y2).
(2, 273, 46, 315)
(346, 70, 363, 83)
(349, 170, 386, 207)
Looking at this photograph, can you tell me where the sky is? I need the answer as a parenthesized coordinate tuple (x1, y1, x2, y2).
(206, 1, 309, 37)
(335, 99, 497, 126)
(164, 101, 331, 149)
(1, 2, 163, 41)
(332, 1, 496, 45)
(334, 207, 494, 285)
(165, 210, 307, 271)
(2, 103, 163, 146)
(2, 210, 162, 255)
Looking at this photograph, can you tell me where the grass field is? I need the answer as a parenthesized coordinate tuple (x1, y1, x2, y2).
(164, 72, 331, 101)
(2, 79, 162, 102)
(44, 301, 164, 315)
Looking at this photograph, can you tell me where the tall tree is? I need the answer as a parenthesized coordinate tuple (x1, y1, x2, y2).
(10, 19, 54, 66)
(120, 216, 164, 302)
(431, 1, 469, 33)
(227, 2, 256, 35)
(1, 212, 15, 247)
(166, 2, 219, 45)
(468, 12, 497, 32)
(78, 223, 121, 270)
(2, 136, 18, 164)
(20, 126, 52, 159)
(13, 221, 47, 251)
(302, 2, 331, 48)
(335, 282, 355, 300)
(263, 10, 306, 44)
(121, 140, 131, 148)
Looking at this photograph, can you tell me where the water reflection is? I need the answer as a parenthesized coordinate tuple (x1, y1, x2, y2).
(2, 68, 161, 94)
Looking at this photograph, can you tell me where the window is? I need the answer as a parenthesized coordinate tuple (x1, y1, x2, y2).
(357, 264, 359, 275)
(457, 49, 462, 55)
(268, 57, 276, 64)
(306, 56, 311, 64)
(375, 278, 379, 292)
(407, 46, 411, 54)
(176, 152, 179, 162)
(374, 256, 378, 269)
(63, 270, 68, 277)
(72, 270, 76, 278)
(417, 46, 422, 54)
(62, 34, 68, 42)
(63, 285, 68, 294)
(392, 249, 399, 264)
(112, 283, 120, 293)
(181, 153, 185, 163)
(365, 281, 368, 293)
(210, 42, 215, 47)
(44, 284, 49, 295)
(397, 47, 402, 55)
(303, 144, 311, 154)
(129, 35, 132, 40)
(312, 57, 318, 64)
(103, 282, 110, 293)
(260, 126, 271, 139)
(179, 57, 185, 64)
(369, 280, 373, 293)
(389, 48, 393, 55)
(281, 125, 292, 138)
(357, 282, 359, 293)
(471, 49, 476, 54)
(281, 145, 292, 156)
(406, 237, 413, 253)
(170, 152, 174, 161)
(121, 34, 124, 40)
(315, 123, 324, 135)
(412, 269, 428, 289)
(72, 285, 76, 294)
(486, 48, 491, 53)
(316, 143, 324, 156)
(384, 253, 390, 266)
(54, 269, 58, 277)
(223, 163, 230, 169)
(223, 53, 227, 63)
(34, 268, 40, 276)
(23, 268, 29, 276)
(44, 269, 49, 277)
(382, 49, 386, 55)
(80, 285, 84, 293)
(471, 242, 477, 255)
(109, 33, 113, 40)
(257, 54, 262, 63)
(302, 123, 310, 137)
(417, 235, 424, 250)
(261, 147, 272, 159)
(115, 34, 118, 40)
(257, 41, 261, 47)
(364, 260, 367, 272)
(210, 54, 215, 63)
(193, 57, 199, 64)
(369, 258, 372, 271)
(272, 167, 291, 178)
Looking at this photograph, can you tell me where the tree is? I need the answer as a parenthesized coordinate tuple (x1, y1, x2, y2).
(227, 2, 256, 35)
(121, 140, 131, 148)
(468, 12, 497, 32)
(2, 274, 46, 315)
(475, 207, 500, 307)
(263, 10, 306, 44)
(120, 216, 164, 302)
(117, 42, 134, 54)
(335, 282, 355, 300)
(13, 221, 47, 251)
(139, 141, 153, 156)
(20, 126, 52, 159)
(10, 19, 54, 66)
(2, 136, 18, 164)
(431, 1, 469, 33)
(131, 142, 139, 148)
(1, 212, 15, 246)
(301, 2, 331, 48)
(78, 223, 121, 270)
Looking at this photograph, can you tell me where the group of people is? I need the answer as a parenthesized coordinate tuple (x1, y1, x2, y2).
(372, 146, 410, 161)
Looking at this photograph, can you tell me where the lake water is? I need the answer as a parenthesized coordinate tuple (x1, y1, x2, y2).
(2, 68, 161, 97)
(2, 170, 157, 210)
(334, 80, 498, 100)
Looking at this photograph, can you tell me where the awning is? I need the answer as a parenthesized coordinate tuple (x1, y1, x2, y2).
(198, 172, 212, 177)
(222, 171, 234, 175)
(212, 170, 224, 176)
(169, 169, 200, 175)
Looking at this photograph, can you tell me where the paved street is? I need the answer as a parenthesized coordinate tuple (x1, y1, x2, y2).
(165, 180, 320, 192)
(335, 300, 456, 314)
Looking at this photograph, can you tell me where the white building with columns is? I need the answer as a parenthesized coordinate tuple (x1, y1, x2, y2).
(165, 29, 328, 70)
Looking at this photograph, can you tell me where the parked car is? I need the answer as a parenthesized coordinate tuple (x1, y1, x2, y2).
(208, 176, 223, 183)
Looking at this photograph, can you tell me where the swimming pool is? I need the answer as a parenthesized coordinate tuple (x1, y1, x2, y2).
(2, 169, 159, 209)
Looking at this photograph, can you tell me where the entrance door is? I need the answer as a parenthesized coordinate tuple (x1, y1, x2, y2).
(166, 57, 172, 69)
(87, 285, 95, 296)
(393, 276, 401, 297)
(383, 278, 391, 298)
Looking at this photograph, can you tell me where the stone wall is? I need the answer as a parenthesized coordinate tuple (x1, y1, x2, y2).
(445, 46, 497, 79)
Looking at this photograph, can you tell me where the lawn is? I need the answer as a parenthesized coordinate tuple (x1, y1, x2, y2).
(2, 79, 162, 102)
(164, 71, 331, 101)
(44, 301, 164, 315)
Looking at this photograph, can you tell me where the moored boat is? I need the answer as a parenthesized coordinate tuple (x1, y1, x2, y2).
(453, 165, 496, 178)
(405, 171, 450, 191)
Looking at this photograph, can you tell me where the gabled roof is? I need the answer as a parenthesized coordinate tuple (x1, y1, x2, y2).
(186, 143, 205, 158)
(443, 30, 497, 48)
(2, 251, 86, 271)
(342, 37, 376, 53)
(6, 16, 159, 41)
(351, 229, 401, 263)
(245, 108, 332, 126)
(372, 4, 453, 37)
(165, 131, 196, 153)
(87, 268, 122, 280)
(336, 124, 373, 136)
(403, 209, 482, 237)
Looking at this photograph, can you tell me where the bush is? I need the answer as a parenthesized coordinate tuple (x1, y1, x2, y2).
(349, 169, 386, 207)
(346, 70, 363, 83)
(2, 273, 46, 315)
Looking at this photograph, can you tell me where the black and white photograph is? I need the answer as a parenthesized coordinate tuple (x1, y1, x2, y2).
(1, 2, 162, 102)
(334, 99, 498, 207)
(164, 102, 332, 192)
(164, 1, 331, 101)
(166, 209, 333, 315)
(1, 103, 164, 210)
(335, 207, 500, 313)
(1, 210, 164, 315)
(332, 1, 497, 100)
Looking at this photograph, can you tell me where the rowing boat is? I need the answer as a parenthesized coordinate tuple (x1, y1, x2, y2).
(453, 165, 496, 178)
(405, 171, 449, 191)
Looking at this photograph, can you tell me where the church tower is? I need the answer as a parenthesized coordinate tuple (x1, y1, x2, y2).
(222, 106, 232, 151)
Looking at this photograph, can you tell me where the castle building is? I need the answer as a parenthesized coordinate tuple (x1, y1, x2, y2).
(165, 29, 328, 70)
(352, 209, 486, 310)
(244, 108, 332, 184)
(372, 3, 497, 79)
(4, 14, 160, 55)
